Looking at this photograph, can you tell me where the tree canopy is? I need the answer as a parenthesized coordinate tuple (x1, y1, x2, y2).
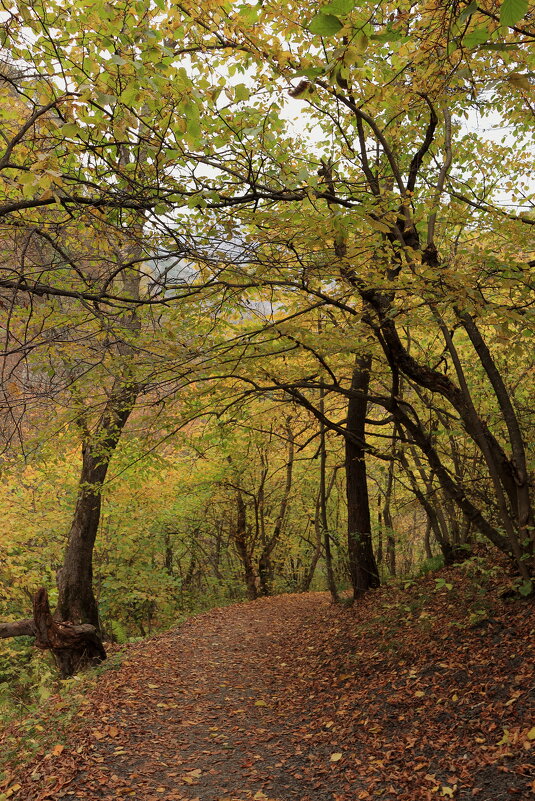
(0, 0, 533, 675)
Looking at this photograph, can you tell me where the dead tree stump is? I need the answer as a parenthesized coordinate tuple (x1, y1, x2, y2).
(0, 588, 106, 678)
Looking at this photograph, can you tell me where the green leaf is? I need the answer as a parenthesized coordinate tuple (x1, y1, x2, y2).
(234, 83, 250, 102)
(463, 25, 491, 48)
(308, 13, 343, 36)
(120, 84, 139, 104)
(321, 0, 355, 14)
(238, 3, 259, 23)
(518, 579, 533, 597)
(370, 24, 403, 43)
(458, 1, 478, 22)
(345, 31, 369, 61)
(344, 45, 362, 66)
(295, 67, 325, 79)
(60, 123, 80, 137)
(500, 0, 528, 27)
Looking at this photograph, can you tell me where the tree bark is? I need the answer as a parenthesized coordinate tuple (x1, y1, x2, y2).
(258, 418, 294, 595)
(424, 518, 433, 560)
(345, 354, 380, 597)
(458, 310, 534, 558)
(383, 433, 397, 577)
(56, 383, 137, 627)
(234, 489, 258, 600)
(319, 407, 340, 603)
(0, 588, 105, 678)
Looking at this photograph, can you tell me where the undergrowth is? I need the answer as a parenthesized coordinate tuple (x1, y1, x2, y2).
(0, 651, 125, 788)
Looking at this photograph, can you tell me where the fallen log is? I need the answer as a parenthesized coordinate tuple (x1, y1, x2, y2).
(0, 588, 106, 678)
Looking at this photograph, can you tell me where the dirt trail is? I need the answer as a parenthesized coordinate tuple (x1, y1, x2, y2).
(5, 583, 534, 801)
(54, 594, 348, 801)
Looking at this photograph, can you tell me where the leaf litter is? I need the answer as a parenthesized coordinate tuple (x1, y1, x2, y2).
(0, 563, 533, 801)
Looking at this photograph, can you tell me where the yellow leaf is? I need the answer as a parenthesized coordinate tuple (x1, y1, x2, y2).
(527, 727, 535, 740)
(506, 73, 531, 90)
(497, 729, 510, 745)
(52, 744, 64, 756)
(330, 752, 343, 762)
(414, 690, 425, 698)
(441, 787, 455, 797)
(254, 700, 267, 707)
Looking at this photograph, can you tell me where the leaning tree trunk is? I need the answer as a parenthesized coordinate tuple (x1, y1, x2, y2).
(0, 384, 137, 677)
(56, 383, 136, 675)
(345, 354, 380, 598)
(57, 383, 137, 630)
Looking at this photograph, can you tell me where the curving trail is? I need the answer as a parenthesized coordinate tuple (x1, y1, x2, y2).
(5, 583, 534, 801)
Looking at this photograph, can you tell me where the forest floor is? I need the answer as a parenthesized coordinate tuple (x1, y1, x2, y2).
(1, 559, 534, 801)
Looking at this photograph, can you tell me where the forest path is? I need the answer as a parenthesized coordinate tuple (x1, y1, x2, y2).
(6, 583, 534, 801)
(61, 593, 352, 801)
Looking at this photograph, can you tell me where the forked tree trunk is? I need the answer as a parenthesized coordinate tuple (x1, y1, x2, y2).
(345, 354, 380, 597)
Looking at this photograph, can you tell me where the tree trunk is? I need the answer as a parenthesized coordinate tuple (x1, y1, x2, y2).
(363, 287, 531, 573)
(299, 524, 322, 592)
(0, 588, 105, 678)
(320, 411, 340, 603)
(376, 493, 383, 566)
(258, 418, 294, 595)
(383, 438, 397, 578)
(56, 384, 137, 628)
(234, 489, 258, 600)
(458, 310, 534, 560)
(345, 354, 380, 598)
(424, 518, 433, 560)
